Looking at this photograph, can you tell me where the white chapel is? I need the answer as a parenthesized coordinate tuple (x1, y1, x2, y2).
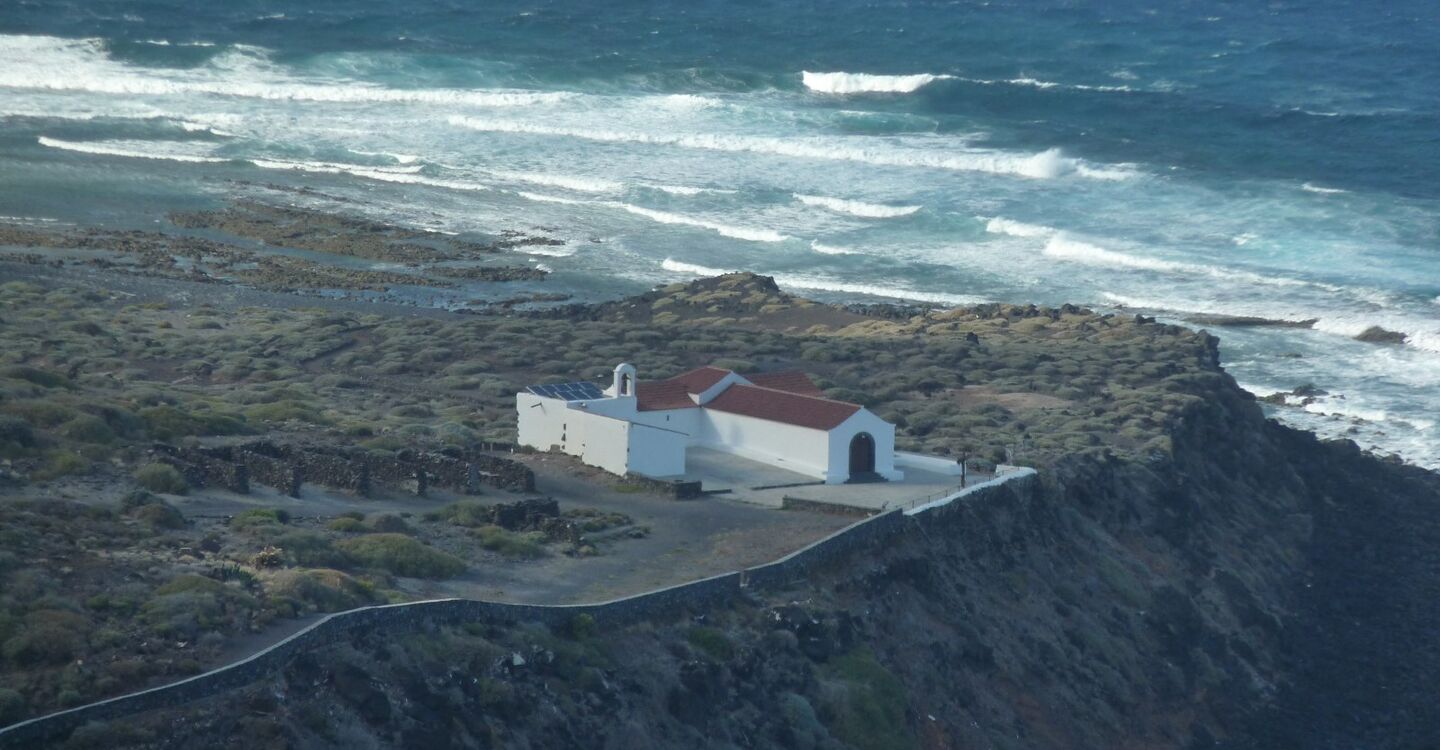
(516, 363, 904, 484)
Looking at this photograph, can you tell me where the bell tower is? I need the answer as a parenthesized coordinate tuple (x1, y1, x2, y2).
(612, 362, 637, 399)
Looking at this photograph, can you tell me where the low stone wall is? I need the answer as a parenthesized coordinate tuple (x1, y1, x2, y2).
(292, 449, 370, 496)
(622, 473, 703, 499)
(235, 446, 302, 498)
(779, 495, 879, 517)
(149, 445, 250, 494)
(0, 470, 1036, 747)
(144, 442, 536, 499)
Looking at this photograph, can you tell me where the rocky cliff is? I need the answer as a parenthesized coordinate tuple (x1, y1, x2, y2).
(70, 369, 1440, 750)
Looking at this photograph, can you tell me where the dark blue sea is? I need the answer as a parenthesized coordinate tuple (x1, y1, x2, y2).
(2, 0, 1438, 465)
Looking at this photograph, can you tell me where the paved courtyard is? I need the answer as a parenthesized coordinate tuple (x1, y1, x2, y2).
(680, 446, 990, 511)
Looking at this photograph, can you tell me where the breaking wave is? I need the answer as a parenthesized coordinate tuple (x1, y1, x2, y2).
(618, 205, 787, 243)
(810, 240, 860, 255)
(37, 136, 230, 163)
(0, 35, 569, 107)
(488, 170, 622, 194)
(794, 194, 920, 218)
(447, 116, 1129, 180)
(662, 258, 982, 306)
(983, 216, 1058, 238)
(1044, 233, 1343, 292)
(801, 71, 952, 94)
(1302, 182, 1348, 194)
(1043, 234, 1187, 274)
(1099, 292, 1440, 355)
(250, 160, 486, 191)
(640, 183, 737, 196)
(959, 76, 1136, 93)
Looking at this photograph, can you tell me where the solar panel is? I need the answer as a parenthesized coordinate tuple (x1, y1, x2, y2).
(526, 381, 606, 401)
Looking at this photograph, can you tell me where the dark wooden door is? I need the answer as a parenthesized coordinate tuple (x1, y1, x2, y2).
(849, 432, 875, 475)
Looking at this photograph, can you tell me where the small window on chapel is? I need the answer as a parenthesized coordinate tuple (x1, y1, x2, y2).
(620, 373, 633, 396)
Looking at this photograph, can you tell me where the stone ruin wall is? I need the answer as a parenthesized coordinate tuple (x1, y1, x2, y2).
(148, 442, 535, 500)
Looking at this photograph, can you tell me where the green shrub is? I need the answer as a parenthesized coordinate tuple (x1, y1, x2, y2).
(0, 687, 24, 726)
(687, 626, 734, 661)
(1, 366, 72, 389)
(567, 613, 596, 640)
(474, 526, 546, 559)
(1, 609, 90, 664)
(274, 531, 350, 568)
(131, 501, 187, 529)
(134, 463, 188, 494)
(230, 508, 290, 532)
(155, 574, 230, 597)
(60, 415, 115, 444)
(266, 569, 375, 614)
(821, 649, 914, 750)
(138, 405, 201, 440)
(425, 501, 491, 528)
(244, 400, 329, 425)
(367, 514, 412, 534)
(32, 450, 87, 481)
(326, 517, 366, 533)
(0, 415, 37, 458)
(143, 576, 255, 637)
(335, 534, 465, 579)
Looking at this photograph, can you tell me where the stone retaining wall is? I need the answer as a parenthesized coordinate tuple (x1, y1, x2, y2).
(0, 471, 1036, 747)
(144, 442, 536, 499)
(150, 445, 251, 494)
(779, 495, 879, 517)
(622, 473, 703, 499)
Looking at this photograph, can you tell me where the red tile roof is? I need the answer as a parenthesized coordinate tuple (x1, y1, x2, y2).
(704, 384, 861, 431)
(666, 366, 733, 394)
(635, 381, 698, 411)
(745, 370, 825, 397)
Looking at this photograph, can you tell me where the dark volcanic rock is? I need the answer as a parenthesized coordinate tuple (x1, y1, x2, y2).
(1354, 325, 1408, 344)
(1187, 314, 1318, 328)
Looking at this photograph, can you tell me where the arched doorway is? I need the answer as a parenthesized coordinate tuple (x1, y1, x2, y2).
(848, 432, 876, 478)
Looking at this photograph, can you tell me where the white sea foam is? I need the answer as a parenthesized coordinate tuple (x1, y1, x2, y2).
(1099, 292, 1440, 355)
(512, 243, 576, 257)
(0, 35, 569, 107)
(1301, 182, 1348, 194)
(801, 71, 953, 94)
(490, 170, 622, 194)
(810, 240, 859, 255)
(794, 194, 920, 218)
(661, 258, 980, 306)
(617, 204, 787, 242)
(249, 159, 485, 193)
(348, 149, 419, 164)
(1046, 233, 1336, 291)
(661, 258, 732, 276)
(958, 75, 1136, 93)
(983, 216, 1058, 238)
(447, 116, 1128, 180)
(135, 39, 217, 47)
(1301, 399, 1389, 424)
(641, 183, 737, 196)
(513, 191, 588, 205)
(1043, 234, 1187, 273)
(37, 136, 230, 163)
(775, 276, 982, 306)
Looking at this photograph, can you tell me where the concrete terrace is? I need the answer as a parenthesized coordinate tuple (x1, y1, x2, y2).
(677, 446, 992, 511)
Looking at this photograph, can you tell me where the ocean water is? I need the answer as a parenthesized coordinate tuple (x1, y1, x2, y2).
(1, 0, 1438, 467)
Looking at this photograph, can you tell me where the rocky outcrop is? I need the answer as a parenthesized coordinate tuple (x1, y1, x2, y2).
(18, 341, 1440, 748)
